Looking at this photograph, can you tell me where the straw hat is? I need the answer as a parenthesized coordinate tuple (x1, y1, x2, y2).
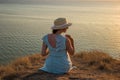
(51, 18, 72, 30)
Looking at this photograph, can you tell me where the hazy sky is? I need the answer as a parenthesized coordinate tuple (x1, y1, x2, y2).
(0, 0, 118, 3)
(0, 0, 119, 5)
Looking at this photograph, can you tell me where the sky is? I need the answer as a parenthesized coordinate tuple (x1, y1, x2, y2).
(0, 0, 119, 3)
(0, 0, 119, 5)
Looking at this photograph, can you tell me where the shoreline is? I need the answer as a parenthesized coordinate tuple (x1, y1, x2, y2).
(0, 50, 120, 80)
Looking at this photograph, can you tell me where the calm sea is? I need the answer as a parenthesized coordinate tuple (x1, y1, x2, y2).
(0, 2, 120, 64)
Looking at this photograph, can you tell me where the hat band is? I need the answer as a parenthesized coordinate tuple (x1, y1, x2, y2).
(51, 23, 69, 29)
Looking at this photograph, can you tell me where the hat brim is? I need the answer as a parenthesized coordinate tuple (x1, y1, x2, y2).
(51, 23, 72, 30)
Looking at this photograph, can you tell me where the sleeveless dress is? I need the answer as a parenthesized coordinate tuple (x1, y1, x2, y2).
(40, 34, 72, 74)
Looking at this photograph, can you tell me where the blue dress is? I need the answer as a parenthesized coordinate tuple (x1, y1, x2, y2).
(40, 34, 72, 74)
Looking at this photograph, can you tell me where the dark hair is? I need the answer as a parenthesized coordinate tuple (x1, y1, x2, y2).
(52, 29, 59, 34)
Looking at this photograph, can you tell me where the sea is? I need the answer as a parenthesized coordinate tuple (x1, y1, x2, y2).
(0, 1, 120, 64)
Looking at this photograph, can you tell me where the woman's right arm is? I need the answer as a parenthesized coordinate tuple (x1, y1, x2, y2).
(66, 35, 75, 56)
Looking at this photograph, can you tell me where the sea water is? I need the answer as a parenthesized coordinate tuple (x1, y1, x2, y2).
(0, 2, 120, 64)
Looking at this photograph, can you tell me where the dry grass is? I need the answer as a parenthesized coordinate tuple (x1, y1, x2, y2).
(0, 53, 42, 79)
(74, 50, 118, 71)
(0, 51, 120, 80)
(0, 65, 15, 79)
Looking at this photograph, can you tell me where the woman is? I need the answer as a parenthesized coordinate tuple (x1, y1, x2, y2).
(39, 18, 75, 74)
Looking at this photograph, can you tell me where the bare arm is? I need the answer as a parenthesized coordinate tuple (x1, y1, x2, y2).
(41, 42, 49, 56)
(66, 35, 75, 56)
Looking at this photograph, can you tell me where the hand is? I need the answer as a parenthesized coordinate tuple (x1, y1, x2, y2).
(65, 34, 71, 38)
(65, 34, 74, 42)
(65, 34, 75, 49)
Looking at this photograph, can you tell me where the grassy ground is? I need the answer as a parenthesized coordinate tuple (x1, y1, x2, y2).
(0, 50, 120, 80)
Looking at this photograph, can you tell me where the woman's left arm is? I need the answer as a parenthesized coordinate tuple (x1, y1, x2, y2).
(41, 42, 49, 56)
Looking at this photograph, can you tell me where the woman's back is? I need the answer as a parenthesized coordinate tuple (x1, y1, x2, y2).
(47, 34, 56, 48)
(40, 34, 72, 74)
(43, 34, 67, 56)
